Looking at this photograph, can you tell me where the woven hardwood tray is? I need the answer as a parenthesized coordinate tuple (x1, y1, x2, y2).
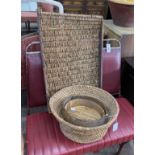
(38, 7, 103, 99)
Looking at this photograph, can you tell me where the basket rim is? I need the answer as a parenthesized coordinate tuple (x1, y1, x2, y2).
(49, 85, 120, 130)
(38, 11, 104, 19)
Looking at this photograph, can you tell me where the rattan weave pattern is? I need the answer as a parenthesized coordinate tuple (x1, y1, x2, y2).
(38, 8, 103, 98)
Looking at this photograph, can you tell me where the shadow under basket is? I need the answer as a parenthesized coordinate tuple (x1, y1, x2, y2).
(49, 85, 119, 144)
(108, 0, 134, 27)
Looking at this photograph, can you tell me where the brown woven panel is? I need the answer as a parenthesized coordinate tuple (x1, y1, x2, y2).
(38, 8, 103, 98)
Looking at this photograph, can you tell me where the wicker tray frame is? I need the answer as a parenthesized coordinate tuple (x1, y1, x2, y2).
(38, 7, 103, 100)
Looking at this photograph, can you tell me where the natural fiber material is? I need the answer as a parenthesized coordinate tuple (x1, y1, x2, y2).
(49, 85, 119, 143)
(38, 7, 103, 99)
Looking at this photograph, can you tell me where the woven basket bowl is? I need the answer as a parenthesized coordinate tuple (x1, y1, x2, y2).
(49, 85, 119, 144)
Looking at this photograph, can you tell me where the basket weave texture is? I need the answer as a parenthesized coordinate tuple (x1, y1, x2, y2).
(38, 8, 103, 98)
(49, 85, 119, 143)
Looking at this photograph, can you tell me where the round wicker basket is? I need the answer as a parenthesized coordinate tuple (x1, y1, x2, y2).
(49, 85, 119, 144)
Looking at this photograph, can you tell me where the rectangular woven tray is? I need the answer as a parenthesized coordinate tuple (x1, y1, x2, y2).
(38, 8, 103, 99)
